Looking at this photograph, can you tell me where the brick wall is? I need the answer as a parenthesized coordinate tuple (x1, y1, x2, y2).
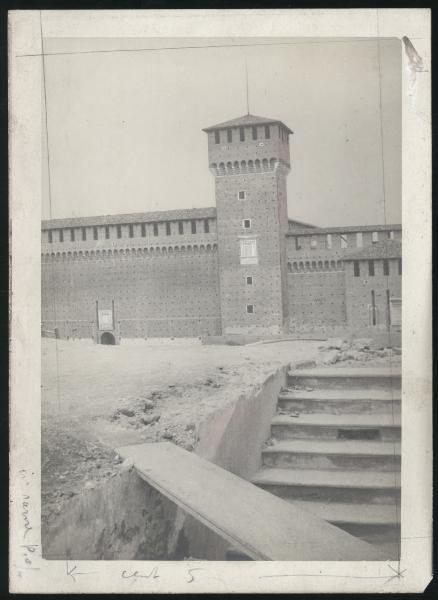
(344, 258, 401, 330)
(287, 268, 347, 331)
(42, 246, 221, 338)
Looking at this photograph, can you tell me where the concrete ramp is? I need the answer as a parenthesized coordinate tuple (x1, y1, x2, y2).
(116, 442, 384, 561)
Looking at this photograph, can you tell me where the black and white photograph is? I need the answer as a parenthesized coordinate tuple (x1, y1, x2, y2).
(9, 9, 432, 594)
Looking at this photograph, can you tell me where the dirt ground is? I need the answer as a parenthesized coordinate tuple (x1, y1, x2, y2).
(41, 336, 400, 525)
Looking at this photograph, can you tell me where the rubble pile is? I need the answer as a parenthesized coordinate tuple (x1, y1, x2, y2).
(317, 338, 401, 366)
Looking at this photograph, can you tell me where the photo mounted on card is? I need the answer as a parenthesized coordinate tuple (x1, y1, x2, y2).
(9, 9, 432, 594)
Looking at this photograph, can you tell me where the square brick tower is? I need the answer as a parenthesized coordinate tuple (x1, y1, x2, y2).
(203, 114, 292, 336)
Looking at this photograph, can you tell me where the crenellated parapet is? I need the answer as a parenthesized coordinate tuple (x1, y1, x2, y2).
(41, 242, 218, 262)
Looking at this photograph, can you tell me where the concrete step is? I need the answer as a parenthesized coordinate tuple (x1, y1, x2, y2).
(287, 499, 400, 526)
(262, 439, 401, 471)
(252, 467, 400, 504)
(287, 368, 401, 390)
(278, 388, 401, 415)
(271, 413, 401, 442)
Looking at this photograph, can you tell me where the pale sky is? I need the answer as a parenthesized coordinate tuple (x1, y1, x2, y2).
(42, 37, 401, 227)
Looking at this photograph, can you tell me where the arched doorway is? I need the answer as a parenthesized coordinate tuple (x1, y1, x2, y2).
(100, 331, 116, 345)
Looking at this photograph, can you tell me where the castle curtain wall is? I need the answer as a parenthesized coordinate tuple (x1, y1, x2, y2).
(41, 246, 221, 339)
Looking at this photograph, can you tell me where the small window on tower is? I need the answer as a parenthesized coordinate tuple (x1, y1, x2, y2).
(246, 304, 254, 314)
(265, 125, 270, 139)
(94, 226, 98, 240)
(191, 220, 196, 234)
(227, 129, 232, 143)
(153, 223, 158, 236)
(398, 258, 402, 275)
(239, 127, 245, 142)
(105, 225, 110, 239)
(238, 191, 246, 201)
(166, 222, 171, 236)
(252, 126, 257, 140)
(243, 219, 251, 229)
(178, 221, 184, 234)
(204, 219, 210, 233)
(214, 131, 220, 144)
(246, 276, 253, 285)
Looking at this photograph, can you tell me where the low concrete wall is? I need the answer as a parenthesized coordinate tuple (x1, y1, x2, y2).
(176, 365, 287, 559)
(43, 365, 287, 560)
(43, 469, 178, 560)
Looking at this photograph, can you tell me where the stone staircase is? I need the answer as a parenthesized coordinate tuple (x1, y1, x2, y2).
(252, 367, 401, 559)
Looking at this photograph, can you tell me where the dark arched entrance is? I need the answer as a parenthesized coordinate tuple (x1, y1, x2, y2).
(100, 331, 116, 345)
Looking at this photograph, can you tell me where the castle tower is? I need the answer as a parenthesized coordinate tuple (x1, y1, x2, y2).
(203, 114, 292, 336)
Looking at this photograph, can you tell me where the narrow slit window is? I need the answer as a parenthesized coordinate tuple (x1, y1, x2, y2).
(59, 229, 64, 242)
(246, 304, 254, 314)
(265, 125, 270, 139)
(178, 221, 184, 235)
(383, 259, 389, 276)
(371, 290, 377, 325)
(295, 236, 301, 250)
(239, 127, 245, 142)
(82, 227, 86, 241)
(70, 228, 75, 242)
(128, 224, 134, 238)
(386, 289, 391, 326)
(141, 223, 146, 237)
(398, 258, 402, 275)
(227, 129, 232, 143)
(48, 231, 52, 243)
(105, 226, 110, 239)
(93, 226, 98, 240)
(117, 225, 122, 239)
(204, 219, 210, 234)
(252, 126, 257, 140)
(153, 223, 158, 237)
(166, 222, 171, 236)
(191, 220, 196, 234)
(353, 261, 360, 277)
(243, 219, 251, 229)
(214, 131, 220, 144)
(368, 260, 375, 276)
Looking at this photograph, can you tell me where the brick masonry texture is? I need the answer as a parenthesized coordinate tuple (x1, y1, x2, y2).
(41, 114, 401, 339)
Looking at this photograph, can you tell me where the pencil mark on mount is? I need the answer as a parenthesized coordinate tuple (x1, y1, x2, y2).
(187, 567, 204, 583)
(66, 561, 99, 582)
(121, 567, 160, 580)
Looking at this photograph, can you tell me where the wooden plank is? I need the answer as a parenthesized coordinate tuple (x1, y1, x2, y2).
(116, 442, 384, 561)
